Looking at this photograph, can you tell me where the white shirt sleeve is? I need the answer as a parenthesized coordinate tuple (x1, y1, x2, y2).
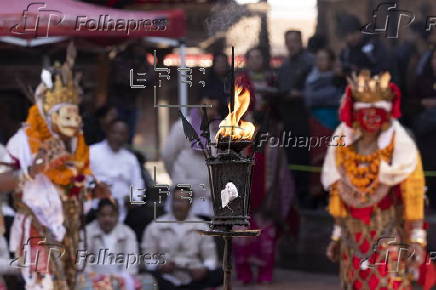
(161, 121, 187, 177)
(130, 156, 145, 202)
(123, 227, 139, 275)
(141, 223, 160, 271)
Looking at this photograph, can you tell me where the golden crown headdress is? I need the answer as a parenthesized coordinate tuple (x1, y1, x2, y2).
(38, 42, 81, 115)
(347, 70, 394, 103)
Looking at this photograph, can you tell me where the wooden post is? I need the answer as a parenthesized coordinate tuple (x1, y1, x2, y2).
(222, 235, 233, 290)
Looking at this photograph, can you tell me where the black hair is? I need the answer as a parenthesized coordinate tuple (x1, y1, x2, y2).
(284, 30, 302, 41)
(97, 198, 119, 214)
(307, 34, 327, 54)
(107, 118, 128, 130)
(95, 104, 116, 119)
(212, 52, 228, 67)
(206, 52, 230, 84)
(317, 47, 336, 62)
(336, 14, 362, 37)
(244, 47, 263, 61)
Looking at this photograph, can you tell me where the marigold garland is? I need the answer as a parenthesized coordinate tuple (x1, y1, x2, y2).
(336, 137, 394, 201)
(25, 105, 91, 186)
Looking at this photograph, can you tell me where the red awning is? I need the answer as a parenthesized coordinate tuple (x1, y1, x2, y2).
(0, 0, 185, 39)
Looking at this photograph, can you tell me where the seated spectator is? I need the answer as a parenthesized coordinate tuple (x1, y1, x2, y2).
(90, 119, 144, 222)
(124, 150, 160, 244)
(78, 199, 156, 290)
(83, 104, 118, 146)
(142, 186, 223, 290)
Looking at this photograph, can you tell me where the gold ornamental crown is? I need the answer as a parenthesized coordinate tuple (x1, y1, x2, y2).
(348, 70, 394, 103)
(39, 42, 81, 115)
(42, 68, 80, 114)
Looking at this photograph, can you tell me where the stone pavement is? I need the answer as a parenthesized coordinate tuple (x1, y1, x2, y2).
(228, 269, 425, 290)
(231, 269, 339, 290)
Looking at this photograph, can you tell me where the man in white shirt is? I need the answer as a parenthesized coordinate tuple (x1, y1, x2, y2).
(90, 120, 144, 221)
(78, 198, 157, 290)
(81, 199, 138, 274)
(142, 186, 223, 290)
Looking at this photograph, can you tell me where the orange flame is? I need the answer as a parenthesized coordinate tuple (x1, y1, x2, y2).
(216, 85, 255, 140)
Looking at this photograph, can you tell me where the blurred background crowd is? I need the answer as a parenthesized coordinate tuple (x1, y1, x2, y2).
(1, 0, 436, 289)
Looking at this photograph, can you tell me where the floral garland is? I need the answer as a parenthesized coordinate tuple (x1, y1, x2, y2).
(25, 105, 92, 188)
(336, 138, 394, 199)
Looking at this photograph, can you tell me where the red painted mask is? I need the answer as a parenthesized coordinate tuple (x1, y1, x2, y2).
(354, 107, 390, 133)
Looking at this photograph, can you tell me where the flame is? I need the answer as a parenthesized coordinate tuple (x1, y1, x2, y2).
(216, 85, 255, 140)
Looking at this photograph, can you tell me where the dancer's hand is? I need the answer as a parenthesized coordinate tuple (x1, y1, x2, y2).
(326, 240, 340, 262)
(28, 151, 48, 178)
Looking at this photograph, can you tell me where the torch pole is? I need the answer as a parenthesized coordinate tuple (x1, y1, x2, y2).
(196, 229, 260, 290)
(222, 226, 233, 290)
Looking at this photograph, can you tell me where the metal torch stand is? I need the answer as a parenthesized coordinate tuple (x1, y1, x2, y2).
(197, 226, 261, 290)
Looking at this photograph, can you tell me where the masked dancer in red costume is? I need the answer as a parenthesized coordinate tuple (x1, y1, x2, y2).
(322, 71, 428, 289)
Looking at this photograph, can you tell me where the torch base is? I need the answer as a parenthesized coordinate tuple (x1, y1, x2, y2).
(197, 229, 261, 290)
(196, 229, 261, 237)
(211, 216, 250, 228)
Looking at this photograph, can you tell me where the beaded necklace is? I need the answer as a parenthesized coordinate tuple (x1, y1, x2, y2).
(337, 137, 394, 198)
